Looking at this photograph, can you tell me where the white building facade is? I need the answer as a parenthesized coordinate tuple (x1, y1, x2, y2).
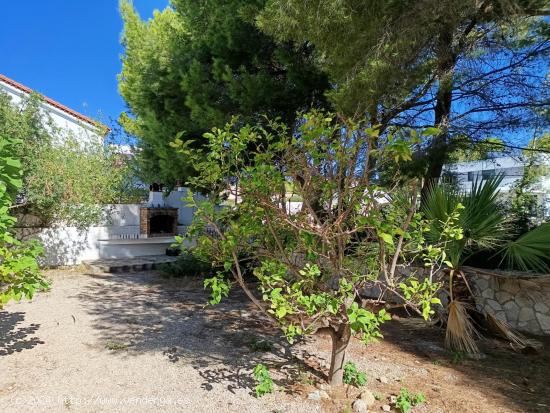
(0, 73, 105, 146)
(442, 155, 550, 217)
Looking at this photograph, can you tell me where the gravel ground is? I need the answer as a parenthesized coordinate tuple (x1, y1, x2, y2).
(1, 269, 549, 413)
(0, 269, 320, 413)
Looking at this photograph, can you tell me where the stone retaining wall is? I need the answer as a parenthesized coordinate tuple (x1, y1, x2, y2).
(469, 272, 550, 336)
(359, 267, 550, 336)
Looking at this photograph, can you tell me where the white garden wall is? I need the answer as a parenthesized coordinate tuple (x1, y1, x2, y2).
(24, 190, 198, 266)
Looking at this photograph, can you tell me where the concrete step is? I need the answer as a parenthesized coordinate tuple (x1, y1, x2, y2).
(83, 255, 178, 274)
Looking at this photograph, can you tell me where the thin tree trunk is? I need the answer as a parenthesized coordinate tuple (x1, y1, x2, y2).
(327, 324, 351, 386)
(421, 28, 456, 200)
(366, 107, 380, 177)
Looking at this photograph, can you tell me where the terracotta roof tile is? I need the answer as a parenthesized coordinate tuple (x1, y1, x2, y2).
(0, 73, 109, 134)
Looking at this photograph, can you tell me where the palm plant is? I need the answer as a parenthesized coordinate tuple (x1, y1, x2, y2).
(422, 176, 550, 353)
(423, 176, 506, 269)
(500, 222, 550, 273)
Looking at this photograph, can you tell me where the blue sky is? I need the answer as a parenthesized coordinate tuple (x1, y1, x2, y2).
(1, 3, 545, 148)
(0, 0, 168, 127)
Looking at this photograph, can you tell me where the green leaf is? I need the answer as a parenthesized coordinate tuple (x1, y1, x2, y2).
(500, 223, 550, 273)
(421, 127, 440, 137)
(379, 232, 394, 246)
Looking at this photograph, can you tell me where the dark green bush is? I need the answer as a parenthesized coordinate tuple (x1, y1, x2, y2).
(159, 253, 212, 278)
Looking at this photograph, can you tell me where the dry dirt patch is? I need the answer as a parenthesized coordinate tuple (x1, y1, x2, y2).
(0, 268, 548, 412)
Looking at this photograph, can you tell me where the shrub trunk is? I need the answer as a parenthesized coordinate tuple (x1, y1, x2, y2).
(328, 324, 351, 386)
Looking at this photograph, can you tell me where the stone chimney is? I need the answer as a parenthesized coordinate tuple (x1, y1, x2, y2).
(147, 183, 165, 207)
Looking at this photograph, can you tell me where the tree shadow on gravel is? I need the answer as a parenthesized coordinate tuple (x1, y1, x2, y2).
(0, 311, 43, 356)
(380, 315, 550, 413)
(75, 271, 324, 395)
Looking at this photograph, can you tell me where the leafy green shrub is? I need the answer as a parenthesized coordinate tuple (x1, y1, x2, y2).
(0, 92, 130, 229)
(252, 364, 274, 397)
(395, 388, 425, 413)
(180, 112, 446, 385)
(159, 252, 211, 278)
(0, 133, 49, 307)
(343, 361, 367, 387)
(203, 272, 231, 305)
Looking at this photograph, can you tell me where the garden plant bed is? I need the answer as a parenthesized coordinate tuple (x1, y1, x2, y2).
(0, 269, 548, 412)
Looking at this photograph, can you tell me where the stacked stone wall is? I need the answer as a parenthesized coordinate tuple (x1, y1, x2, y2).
(469, 273, 550, 335)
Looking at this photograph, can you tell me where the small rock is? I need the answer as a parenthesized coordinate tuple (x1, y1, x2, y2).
(518, 307, 535, 323)
(535, 302, 549, 313)
(352, 399, 369, 413)
(521, 341, 543, 355)
(378, 376, 389, 384)
(536, 312, 550, 332)
(359, 390, 376, 406)
(481, 288, 495, 299)
(389, 395, 397, 404)
(319, 390, 330, 400)
(318, 383, 330, 391)
(307, 391, 321, 401)
(382, 404, 391, 412)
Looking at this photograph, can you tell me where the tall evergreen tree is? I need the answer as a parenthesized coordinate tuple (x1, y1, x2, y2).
(258, 0, 550, 188)
(118, 0, 329, 186)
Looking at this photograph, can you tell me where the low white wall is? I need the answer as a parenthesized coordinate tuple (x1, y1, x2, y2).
(104, 204, 140, 226)
(34, 226, 159, 265)
(23, 192, 198, 266)
(36, 226, 109, 266)
(34, 224, 188, 266)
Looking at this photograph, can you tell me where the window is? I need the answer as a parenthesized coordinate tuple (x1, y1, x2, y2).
(482, 169, 495, 180)
(441, 171, 458, 185)
(467, 171, 475, 182)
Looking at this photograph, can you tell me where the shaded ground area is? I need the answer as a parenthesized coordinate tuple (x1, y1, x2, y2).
(0, 268, 549, 412)
(344, 318, 550, 413)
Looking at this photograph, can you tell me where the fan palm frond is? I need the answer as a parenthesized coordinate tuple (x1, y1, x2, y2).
(485, 313, 532, 351)
(460, 176, 507, 250)
(422, 176, 506, 267)
(499, 223, 550, 273)
(445, 300, 480, 354)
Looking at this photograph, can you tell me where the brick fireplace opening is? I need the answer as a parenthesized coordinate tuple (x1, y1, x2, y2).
(140, 207, 178, 237)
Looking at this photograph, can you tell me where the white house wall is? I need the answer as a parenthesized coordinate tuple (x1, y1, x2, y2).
(165, 188, 195, 225)
(0, 80, 104, 147)
(443, 156, 550, 193)
(28, 192, 198, 266)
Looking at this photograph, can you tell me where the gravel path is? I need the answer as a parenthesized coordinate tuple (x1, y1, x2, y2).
(2, 269, 548, 413)
(0, 269, 320, 413)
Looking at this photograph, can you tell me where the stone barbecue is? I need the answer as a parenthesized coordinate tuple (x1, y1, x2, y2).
(138, 183, 179, 238)
(139, 207, 178, 237)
